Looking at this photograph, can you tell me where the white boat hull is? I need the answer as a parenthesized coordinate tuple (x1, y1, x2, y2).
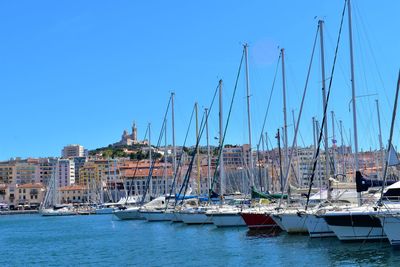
(208, 213, 246, 227)
(180, 212, 213, 224)
(322, 210, 386, 241)
(113, 207, 143, 220)
(141, 211, 172, 222)
(95, 207, 114, 214)
(40, 208, 76, 216)
(272, 212, 308, 233)
(328, 225, 385, 240)
(171, 212, 183, 222)
(305, 214, 335, 238)
(380, 215, 400, 246)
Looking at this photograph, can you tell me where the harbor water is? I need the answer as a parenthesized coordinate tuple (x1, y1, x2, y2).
(1, 214, 400, 266)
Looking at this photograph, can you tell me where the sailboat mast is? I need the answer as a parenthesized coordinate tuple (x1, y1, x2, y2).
(347, 0, 361, 205)
(318, 20, 330, 198)
(171, 92, 177, 185)
(375, 99, 384, 175)
(292, 109, 300, 185)
(244, 44, 254, 187)
(340, 120, 345, 177)
(331, 110, 336, 176)
(205, 108, 211, 192)
(349, 128, 355, 175)
(113, 160, 117, 203)
(148, 123, 152, 197)
(55, 160, 60, 205)
(107, 159, 111, 202)
(312, 117, 316, 188)
(281, 48, 289, 182)
(312, 117, 316, 150)
(164, 118, 167, 195)
(195, 102, 200, 194)
(100, 162, 104, 204)
(261, 133, 266, 191)
(277, 129, 283, 192)
(316, 120, 322, 195)
(265, 132, 270, 192)
(219, 79, 225, 195)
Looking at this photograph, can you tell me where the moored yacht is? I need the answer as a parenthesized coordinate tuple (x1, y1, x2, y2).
(321, 180, 400, 241)
(373, 182, 400, 246)
(95, 204, 116, 215)
(304, 189, 358, 238)
(206, 206, 247, 227)
(321, 205, 386, 241)
(41, 206, 77, 216)
(171, 209, 183, 222)
(140, 209, 174, 222)
(378, 212, 400, 246)
(271, 207, 308, 234)
(139, 196, 171, 221)
(180, 206, 215, 225)
(240, 208, 278, 230)
(113, 206, 143, 220)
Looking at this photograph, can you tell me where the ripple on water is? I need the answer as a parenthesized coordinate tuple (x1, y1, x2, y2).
(1, 215, 400, 266)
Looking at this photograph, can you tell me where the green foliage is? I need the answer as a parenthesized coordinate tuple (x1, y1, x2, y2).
(89, 143, 149, 159)
(213, 147, 220, 156)
(130, 151, 146, 160)
(152, 152, 162, 160)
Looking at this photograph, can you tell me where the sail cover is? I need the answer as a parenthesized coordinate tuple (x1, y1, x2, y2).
(387, 144, 400, 166)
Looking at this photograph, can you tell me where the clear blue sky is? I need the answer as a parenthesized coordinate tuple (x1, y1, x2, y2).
(0, 0, 399, 160)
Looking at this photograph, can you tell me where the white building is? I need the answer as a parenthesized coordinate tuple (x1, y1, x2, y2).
(62, 144, 86, 158)
(57, 159, 75, 187)
(37, 158, 57, 185)
(294, 146, 327, 187)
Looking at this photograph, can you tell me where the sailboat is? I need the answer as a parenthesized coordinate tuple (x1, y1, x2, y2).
(178, 102, 218, 225)
(113, 205, 143, 220)
(95, 159, 121, 214)
(376, 182, 400, 245)
(206, 45, 253, 228)
(40, 160, 76, 216)
(323, 72, 400, 241)
(320, 0, 400, 241)
(270, 20, 324, 234)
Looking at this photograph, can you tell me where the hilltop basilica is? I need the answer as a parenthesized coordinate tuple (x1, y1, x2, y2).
(113, 121, 146, 146)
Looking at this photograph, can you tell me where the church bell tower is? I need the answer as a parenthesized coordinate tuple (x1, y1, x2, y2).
(131, 121, 137, 142)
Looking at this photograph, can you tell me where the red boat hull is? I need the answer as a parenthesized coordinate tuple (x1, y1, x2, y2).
(240, 212, 279, 230)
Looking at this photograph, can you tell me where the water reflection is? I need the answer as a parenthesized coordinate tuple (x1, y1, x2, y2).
(246, 227, 282, 238)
